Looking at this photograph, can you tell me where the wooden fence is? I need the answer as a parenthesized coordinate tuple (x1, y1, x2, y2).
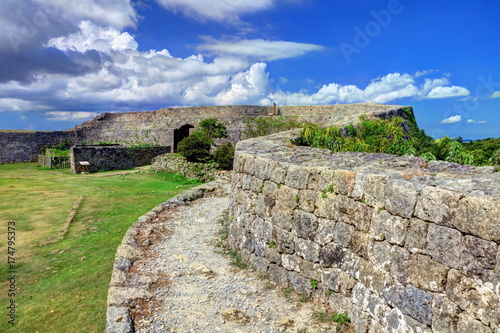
(37, 155, 70, 169)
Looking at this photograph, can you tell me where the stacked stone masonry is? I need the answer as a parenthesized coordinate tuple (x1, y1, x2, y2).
(228, 129, 499, 333)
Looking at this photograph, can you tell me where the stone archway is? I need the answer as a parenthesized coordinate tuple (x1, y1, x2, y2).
(173, 124, 195, 152)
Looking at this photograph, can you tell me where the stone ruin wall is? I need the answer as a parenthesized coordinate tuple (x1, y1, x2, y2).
(0, 103, 406, 164)
(70, 146, 171, 174)
(228, 129, 499, 332)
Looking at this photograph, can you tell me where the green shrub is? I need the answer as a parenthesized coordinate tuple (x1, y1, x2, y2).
(213, 142, 235, 170)
(177, 134, 212, 162)
(198, 118, 228, 143)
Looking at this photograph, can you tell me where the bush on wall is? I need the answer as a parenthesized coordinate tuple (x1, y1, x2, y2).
(177, 134, 212, 162)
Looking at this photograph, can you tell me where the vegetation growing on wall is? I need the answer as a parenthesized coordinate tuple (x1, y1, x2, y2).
(296, 116, 498, 167)
(242, 116, 305, 139)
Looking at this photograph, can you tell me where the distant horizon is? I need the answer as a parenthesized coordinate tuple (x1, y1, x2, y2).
(0, 1, 498, 139)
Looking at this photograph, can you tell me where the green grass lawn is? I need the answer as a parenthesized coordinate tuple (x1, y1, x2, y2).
(0, 163, 201, 332)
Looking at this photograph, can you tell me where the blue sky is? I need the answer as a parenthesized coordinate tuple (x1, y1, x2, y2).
(0, 0, 498, 140)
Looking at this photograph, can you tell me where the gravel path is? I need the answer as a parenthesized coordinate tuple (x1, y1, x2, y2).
(131, 185, 344, 333)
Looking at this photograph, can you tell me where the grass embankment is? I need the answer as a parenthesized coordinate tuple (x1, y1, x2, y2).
(0, 163, 201, 332)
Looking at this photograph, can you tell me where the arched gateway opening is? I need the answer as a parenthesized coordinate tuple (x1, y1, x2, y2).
(173, 124, 195, 152)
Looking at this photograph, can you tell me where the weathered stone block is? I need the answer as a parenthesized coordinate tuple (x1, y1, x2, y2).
(363, 173, 388, 208)
(268, 264, 289, 287)
(293, 209, 318, 240)
(268, 159, 287, 184)
(249, 175, 264, 193)
(332, 169, 356, 195)
(282, 254, 301, 272)
(298, 189, 317, 213)
(271, 203, 294, 231)
(327, 293, 353, 317)
(383, 308, 432, 333)
(306, 167, 329, 191)
(264, 247, 281, 264)
(320, 243, 347, 268)
(350, 201, 373, 232)
(323, 268, 357, 295)
(295, 237, 321, 262)
(106, 306, 134, 333)
(351, 231, 373, 260)
(253, 239, 267, 257)
(248, 255, 269, 272)
(404, 218, 428, 254)
(332, 221, 354, 248)
(276, 185, 299, 210)
(371, 210, 409, 246)
(414, 186, 461, 227)
(384, 179, 418, 218)
(288, 271, 311, 295)
(409, 254, 449, 292)
(372, 241, 392, 272)
(454, 196, 500, 242)
(314, 218, 337, 246)
(255, 194, 274, 219)
(314, 192, 337, 219)
(432, 293, 462, 333)
(352, 282, 390, 322)
(426, 224, 464, 270)
(389, 246, 410, 285)
(262, 180, 277, 199)
(271, 225, 295, 254)
(284, 164, 309, 189)
(298, 259, 321, 281)
(456, 312, 493, 333)
(446, 269, 499, 327)
(358, 259, 387, 294)
(352, 172, 368, 201)
(460, 235, 497, 282)
(382, 283, 432, 325)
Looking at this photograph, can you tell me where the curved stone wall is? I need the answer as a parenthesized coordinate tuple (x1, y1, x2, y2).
(228, 129, 499, 332)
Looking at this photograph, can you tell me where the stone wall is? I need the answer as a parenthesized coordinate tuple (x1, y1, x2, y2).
(228, 129, 499, 332)
(0, 103, 406, 163)
(70, 146, 171, 174)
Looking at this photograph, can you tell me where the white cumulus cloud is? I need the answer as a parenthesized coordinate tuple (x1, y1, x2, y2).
(440, 115, 462, 124)
(45, 111, 98, 121)
(490, 91, 500, 99)
(467, 119, 487, 124)
(425, 86, 470, 99)
(199, 38, 323, 61)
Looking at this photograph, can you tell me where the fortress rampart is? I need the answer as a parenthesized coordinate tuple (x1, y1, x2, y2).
(0, 103, 405, 164)
(228, 129, 499, 332)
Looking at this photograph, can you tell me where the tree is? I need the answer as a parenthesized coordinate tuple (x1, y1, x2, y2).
(198, 118, 227, 143)
(177, 134, 211, 162)
(213, 142, 235, 170)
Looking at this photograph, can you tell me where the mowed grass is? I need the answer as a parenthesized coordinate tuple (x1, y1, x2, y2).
(0, 163, 201, 332)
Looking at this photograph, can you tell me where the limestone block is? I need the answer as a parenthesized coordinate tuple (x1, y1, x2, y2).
(384, 179, 418, 218)
(241, 174, 253, 190)
(409, 254, 449, 292)
(268, 159, 287, 184)
(277, 185, 299, 209)
(295, 237, 321, 262)
(314, 192, 340, 220)
(323, 268, 357, 295)
(298, 189, 317, 213)
(284, 164, 309, 189)
(252, 217, 266, 239)
(282, 254, 301, 272)
(446, 269, 499, 327)
(349, 305, 373, 333)
(262, 180, 277, 199)
(253, 156, 271, 180)
(371, 210, 409, 246)
(456, 313, 493, 333)
(320, 243, 348, 268)
(431, 293, 462, 333)
(314, 218, 337, 246)
(268, 264, 289, 287)
(352, 172, 368, 201)
(404, 218, 429, 254)
(298, 260, 322, 281)
(381, 283, 432, 325)
(314, 168, 336, 192)
(460, 235, 497, 282)
(288, 271, 312, 295)
(352, 283, 390, 322)
(358, 259, 387, 294)
(389, 245, 410, 285)
(454, 196, 500, 242)
(363, 173, 388, 208)
(306, 167, 329, 191)
(293, 209, 318, 240)
(332, 222, 354, 248)
(242, 232, 256, 253)
(106, 306, 133, 333)
(249, 175, 264, 193)
(264, 247, 281, 264)
(248, 255, 269, 272)
(383, 308, 432, 333)
(107, 286, 153, 306)
(243, 155, 256, 176)
(253, 239, 266, 257)
(271, 225, 295, 254)
(350, 201, 373, 232)
(414, 186, 461, 227)
(328, 293, 353, 317)
(255, 194, 274, 219)
(332, 169, 356, 195)
(372, 241, 392, 272)
(426, 224, 464, 270)
(351, 231, 373, 260)
(271, 203, 294, 231)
